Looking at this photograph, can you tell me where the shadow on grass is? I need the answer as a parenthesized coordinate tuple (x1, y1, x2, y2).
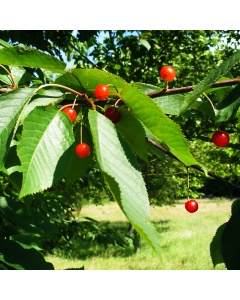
(52, 219, 170, 260)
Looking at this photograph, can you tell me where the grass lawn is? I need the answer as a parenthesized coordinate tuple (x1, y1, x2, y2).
(45, 198, 232, 270)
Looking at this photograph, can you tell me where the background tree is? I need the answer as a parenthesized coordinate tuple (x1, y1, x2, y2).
(0, 29, 239, 202)
(0, 30, 239, 269)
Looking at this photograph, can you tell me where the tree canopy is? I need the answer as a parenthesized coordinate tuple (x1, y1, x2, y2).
(0, 30, 239, 270)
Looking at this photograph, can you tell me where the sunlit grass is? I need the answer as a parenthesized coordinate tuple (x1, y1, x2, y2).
(45, 198, 231, 270)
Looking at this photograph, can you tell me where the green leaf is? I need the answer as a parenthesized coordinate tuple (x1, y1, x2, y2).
(145, 128, 166, 160)
(133, 82, 160, 94)
(0, 67, 12, 85)
(10, 66, 34, 86)
(221, 199, 240, 270)
(0, 196, 59, 237)
(0, 88, 36, 167)
(88, 110, 160, 254)
(139, 39, 151, 51)
(120, 83, 201, 167)
(0, 45, 66, 73)
(57, 68, 201, 167)
(147, 141, 166, 160)
(231, 198, 240, 215)
(216, 83, 240, 122)
(0, 66, 33, 86)
(210, 223, 226, 267)
(10, 234, 43, 251)
(153, 95, 184, 115)
(192, 99, 216, 118)
(115, 107, 148, 162)
(55, 71, 85, 93)
(134, 82, 215, 117)
(21, 89, 65, 120)
(0, 39, 11, 48)
(180, 50, 240, 113)
(56, 68, 126, 95)
(17, 106, 75, 198)
(0, 239, 54, 270)
(221, 214, 240, 270)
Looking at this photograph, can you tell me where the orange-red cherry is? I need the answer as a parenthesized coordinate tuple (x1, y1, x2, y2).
(75, 143, 91, 158)
(159, 66, 176, 82)
(94, 84, 109, 100)
(62, 107, 77, 122)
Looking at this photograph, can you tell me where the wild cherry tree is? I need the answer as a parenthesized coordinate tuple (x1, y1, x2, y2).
(0, 40, 239, 269)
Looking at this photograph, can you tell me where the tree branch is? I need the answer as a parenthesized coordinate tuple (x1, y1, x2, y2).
(147, 78, 240, 98)
(146, 137, 240, 191)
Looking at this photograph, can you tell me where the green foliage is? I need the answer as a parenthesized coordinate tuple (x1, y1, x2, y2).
(210, 223, 226, 267)
(115, 107, 148, 162)
(210, 199, 240, 270)
(88, 109, 160, 253)
(0, 196, 57, 269)
(180, 50, 240, 113)
(120, 84, 201, 167)
(65, 123, 93, 184)
(0, 32, 239, 269)
(0, 88, 36, 166)
(0, 44, 66, 73)
(21, 89, 65, 120)
(0, 239, 54, 270)
(216, 83, 240, 122)
(17, 106, 75, 198)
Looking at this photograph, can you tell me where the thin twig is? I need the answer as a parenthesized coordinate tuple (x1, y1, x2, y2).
(146, 137, 240, 191)
(0, 64, 16, 88)
(35, 83, 96, 110)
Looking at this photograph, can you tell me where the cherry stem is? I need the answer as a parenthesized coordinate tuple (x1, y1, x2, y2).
(72, 95, 78, 109)
(187, 167, 190, 200)
(0, 64, 16, 88)
(146, 137, 240, 191)
(82, 92, 96, 110)
(107, 84, 119, 94)
(80, 114, 83, 144)
(114, 98, 122, 107)
(203, 92, 217, 114)
(35, 83, 96, 110)
(80, 124, 83, 144)
(59, 103, 79, 111)
(95, 105, 105, 111)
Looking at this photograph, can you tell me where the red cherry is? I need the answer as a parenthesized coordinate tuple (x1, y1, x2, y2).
(75, 143, 91, 158)
(212, 131, 229, 147)
(104, 106, 121, 124)
(159, 66, 176, 82)
(62, 107, 77, 122)
(185, 199, 198, 213)
(94, 84, 109, 100)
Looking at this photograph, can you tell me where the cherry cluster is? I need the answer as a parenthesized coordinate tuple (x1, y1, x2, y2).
(94, 84, 121, 124)
(61, 83, 122, 159)
(62, 66, 231, 213)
